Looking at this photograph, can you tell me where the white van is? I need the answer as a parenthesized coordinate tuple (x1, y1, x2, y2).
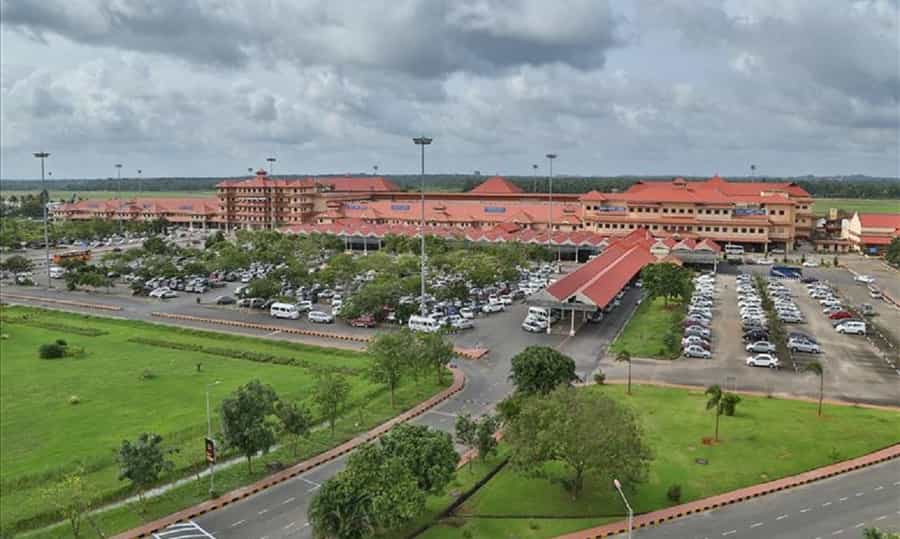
(408, 315, 442, 333)
(270, 303, 300, 320)
(835, 320, 866, 335)
(527, 307, 549, 321)
(49, 266, 65, 279)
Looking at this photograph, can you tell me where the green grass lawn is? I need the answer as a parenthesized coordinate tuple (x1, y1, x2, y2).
(0, 190, 215, 200)
(0, 306, 447, 536)
(419, 384, 900, 539)
(609, 297, 684, 359)
(812, 198, 900, 216)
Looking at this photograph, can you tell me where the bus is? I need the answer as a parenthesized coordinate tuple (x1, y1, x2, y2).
(724, 244, 744, 262)
(52, 249, 92, 265)
(769, 265, 802, 279)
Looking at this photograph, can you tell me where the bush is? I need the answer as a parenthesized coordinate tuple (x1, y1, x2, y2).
(722, 394, 741, 416)
(593, 370, 606, 385)
(140, 368, 156, 381)
(667, 484, 682, 503)
(69, 395, 81, 405)
(38, 343, 66, 359)
(55, 338, 68, 347)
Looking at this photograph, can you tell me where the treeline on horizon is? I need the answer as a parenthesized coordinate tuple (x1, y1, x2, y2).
(1, 174, 899, 199)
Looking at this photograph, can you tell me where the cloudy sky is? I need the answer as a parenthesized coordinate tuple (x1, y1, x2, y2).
(1, 0, 898, 180)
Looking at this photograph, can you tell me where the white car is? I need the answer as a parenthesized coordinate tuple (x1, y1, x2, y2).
(521, 319, 544, 333)
(745, 341, 776, 353)
(149, 287, 178, 299)
(683, 345, 711, 359)
(754, 258, 774, 265)
(802, 261, 819, 268)
(482, 302, 504, 314)
(449, 316, 474, 330)
(296, 300, 313, 312)
(854, 275, 875, 284)
(746, 354, 780, 368)
(499, 295, 513, 305)
(459, 307, 475, 319)
(835, 320, 866, 335)
(308, 310, 334, 324)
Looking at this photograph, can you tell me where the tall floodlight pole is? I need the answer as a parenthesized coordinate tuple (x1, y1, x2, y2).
(614, 479, 634, 539)
(750, 163, 757, 179)
(115, 164, 123, 233)
(33, 152, 52, 289)
(413, 136, 433, 315)
(266, 157, 277, 176)
(137, 169, 143, 195)
(373, 165, 379, 175)
(532, 163, 539, 192)
(546, 153, 557, 254)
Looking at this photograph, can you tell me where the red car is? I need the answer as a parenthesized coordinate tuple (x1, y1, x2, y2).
(350, 315, 377, 328)
(829, 311, 852, 320)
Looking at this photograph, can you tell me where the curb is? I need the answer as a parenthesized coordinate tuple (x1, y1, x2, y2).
(114, 368, 466, 538)
(148, 312, 487, 360)
(553, 443, 900, 539)
(0, 293, 122, 311)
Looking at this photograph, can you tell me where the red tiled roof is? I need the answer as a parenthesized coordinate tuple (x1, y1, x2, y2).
(857, 213, 900, 230)
(858, 235, 894, 245)
(580, 190, 607, 201)
(469, 176, 524, 194)
(217, 173, 399, 192)
(318, 176, 400, 192)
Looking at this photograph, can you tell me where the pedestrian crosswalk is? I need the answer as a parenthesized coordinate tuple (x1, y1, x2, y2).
(152, 520, 216, 539)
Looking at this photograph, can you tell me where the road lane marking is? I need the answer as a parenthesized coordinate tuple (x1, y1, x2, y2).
(832, 530, 844, 535)
(822, 502, 832, 507)
(282, 497, 295, 505)
(874, 486, 884, 491)
(800, 508, 811, 513)
(258, 508, 268, 515)
(722, 530, 736, 536)
(284, 522, 296, 530)
(750, 522, 763, 528)
(231, 520, 246, 528)
(854, 523, 865, 529)
(876, 516, 887, 521)
(855, 492, 864, 497)
(839, 496, 848, 501)
(300, 477, 321, 487)
(426, 409, 458, 418)
(776, 514, 788, 520)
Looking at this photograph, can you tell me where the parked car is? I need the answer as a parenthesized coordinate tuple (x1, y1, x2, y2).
(149, 287, 177, 299)
(835, 320, 866, 335)
(683, 345, 712, 359)
(215, 295, 236, 305)
(789, 339, 821, 354)
(745, 341, 776, 353)
(482, 302, 504, 314)
(684, 326, 711, 339)
(802, 261, 819, 268)
(682, 336, 711, 349)
(350, 315, 377, 328)
(450, 316, 475, 330)
(828, 311, 853, 320)
(308, 310, 335, 324)
(746, 354, 780, 368)
(521, 319, 544, 333)
(854, 275, 875, 284)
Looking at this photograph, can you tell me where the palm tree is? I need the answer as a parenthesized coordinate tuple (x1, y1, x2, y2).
(615, 350, 632, 395)
(705, 384, 723, 442)
(805, 360, 824, 417)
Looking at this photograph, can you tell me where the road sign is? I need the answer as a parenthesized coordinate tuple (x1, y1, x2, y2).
(205, 437, 216, 464)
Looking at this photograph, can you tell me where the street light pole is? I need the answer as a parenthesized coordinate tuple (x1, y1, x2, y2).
(33, 152, 51, 289)
(115, 164, 123, 234)
(545, 153, 557, 335)
(137, 169, 143, 195)
(531, 163, 539, 192)
(413, 136, 433, 316)
(614, 479, 634, 539)
(266, 157, 277, 176)
(206, 380, 221, 495)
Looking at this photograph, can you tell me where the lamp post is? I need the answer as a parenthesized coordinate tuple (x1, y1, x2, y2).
(531, 163, 539, 192)
(545, 153, 557, 334)
(137, 169, 143, 195)
(613, 479, 634, 539)
(115, 164, 123, 233)
(206, 380, 221, 495)
(266, 157, 276, 176)
(413, 136, 433, 315)
(373, 164, 379, 175)
(33, 152, 51, 289)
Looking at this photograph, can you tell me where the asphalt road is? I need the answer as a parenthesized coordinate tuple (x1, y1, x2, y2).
(617, 458, 900, 539)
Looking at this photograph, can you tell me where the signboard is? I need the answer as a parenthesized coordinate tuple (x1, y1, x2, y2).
(205, 437, 216, 464)
(390, 204, 411, 211)
(593, 206, 627, 213)
(484, 207, 507, 213)
(344, 203, 366, 210)
(733, 208, 767, 217)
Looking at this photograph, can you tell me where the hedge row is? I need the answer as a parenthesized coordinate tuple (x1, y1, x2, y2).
(127, 337, 361, 376)
(0, 315, 108, 336)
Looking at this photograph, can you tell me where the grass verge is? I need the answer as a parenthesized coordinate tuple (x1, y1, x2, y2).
(609, 297, 684, 359)
(812, 198, 900, 216)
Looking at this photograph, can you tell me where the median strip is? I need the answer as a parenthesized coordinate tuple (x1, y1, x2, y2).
(0, 292, 122, 311)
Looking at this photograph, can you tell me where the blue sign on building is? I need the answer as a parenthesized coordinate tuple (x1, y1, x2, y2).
(594, 206, 627, 213)
(484, 207, 507, 213)
(733, 208, 766, 217)
(344, 203, 366, 210)
(391, 204, 411, 211)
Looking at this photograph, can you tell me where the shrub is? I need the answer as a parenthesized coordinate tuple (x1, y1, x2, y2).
(593, 370, 606, 385)
(55, 338, 68, 347)
(462, 530, 473, 539)
(722, 393, 742, 416)
(38, 343, 66, 359)
(69, 395, 81, 405)
(140, 369, 156, 381)
(667, 484, 682, 502)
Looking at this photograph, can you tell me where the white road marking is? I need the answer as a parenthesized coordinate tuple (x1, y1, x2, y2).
(231, 520, 246, 528)
(266, 330, 281, 337)
(282, 497, 295, 505)
(426, 409, 458, 418)
(284, 522, 296, 530)
(875, 516, 887, 521)
(893, 481, 900, 486)
(304, 522, 310, 527)
(722, 530, 736, 536)
(776, 514, 788, 520)
(854, 523, 865, 529)
(874, 486, 884, 491)
(258, 508, 268, 515)
(800, 508, 811, 513)
(822, 502, 832, 507)
(839, 496, 848, 501)
(832, 530, 844, 535)
(855, 492, 864, 497)
(300, 477, 321, 487)
(750, 522, 763, 528)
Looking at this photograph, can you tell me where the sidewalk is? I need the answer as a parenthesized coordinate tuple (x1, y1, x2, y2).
(554, 443, 900, 539)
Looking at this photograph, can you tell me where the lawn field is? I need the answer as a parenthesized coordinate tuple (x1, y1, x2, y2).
(812, 198, 900, 216)
(0, 190, 215, 200)
(419, 384, 900, 539)
(0, 306, 446, 536)
(609, 296, 684, 359)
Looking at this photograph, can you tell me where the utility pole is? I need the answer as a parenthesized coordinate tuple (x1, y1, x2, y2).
(413, 136, 433, 316)
(532, 163, 539, 192)
(266, 157, 277, 176)
(614, 479, 633, 539)
(115, 163, 123, 234)
(137, 169, 143, 195)
(33, 152, 51, 289)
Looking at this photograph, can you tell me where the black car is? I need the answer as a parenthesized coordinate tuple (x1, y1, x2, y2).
(788, 331, 818, 344)
(743, 330, 769, 342)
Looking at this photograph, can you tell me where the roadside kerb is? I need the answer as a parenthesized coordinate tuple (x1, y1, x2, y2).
(149, 312, 487, 360)
(114, 368, 466, 539)
(0, 293, 122, 311)
(554, 442, 900, 539)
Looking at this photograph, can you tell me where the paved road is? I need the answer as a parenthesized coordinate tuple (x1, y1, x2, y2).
(618, 458, 900, 539)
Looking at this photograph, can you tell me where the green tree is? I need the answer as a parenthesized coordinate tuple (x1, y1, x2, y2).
(416, 330, 455, 384)
(367, 330, 415, 407)
(379, 424, 457, 493)
(505, 387, 653, 499)
(220, 380, 279, 473)
(640, 263, 692, 306)
(42, 466, 98, 538)
(0, 254, 32, 273)
(205, 230, 226, 249)
(455, 413, 499, 468)
(805, 360, 825, 417)
(615, 349, 632, 395)
(864, 528, 900, 539)
(705, 384, 724, 441)
(721, 393, 741, 416)
(117, 433, 177, 508)
(886, 237, 900, 267)
(509, 346, 578, 395)
(245, 277, 280, 299)
(315, 373, 351, 436)
(275, 401, 313, 456)
(141, 236, 170, 255)
(308, 472, 375, 539)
